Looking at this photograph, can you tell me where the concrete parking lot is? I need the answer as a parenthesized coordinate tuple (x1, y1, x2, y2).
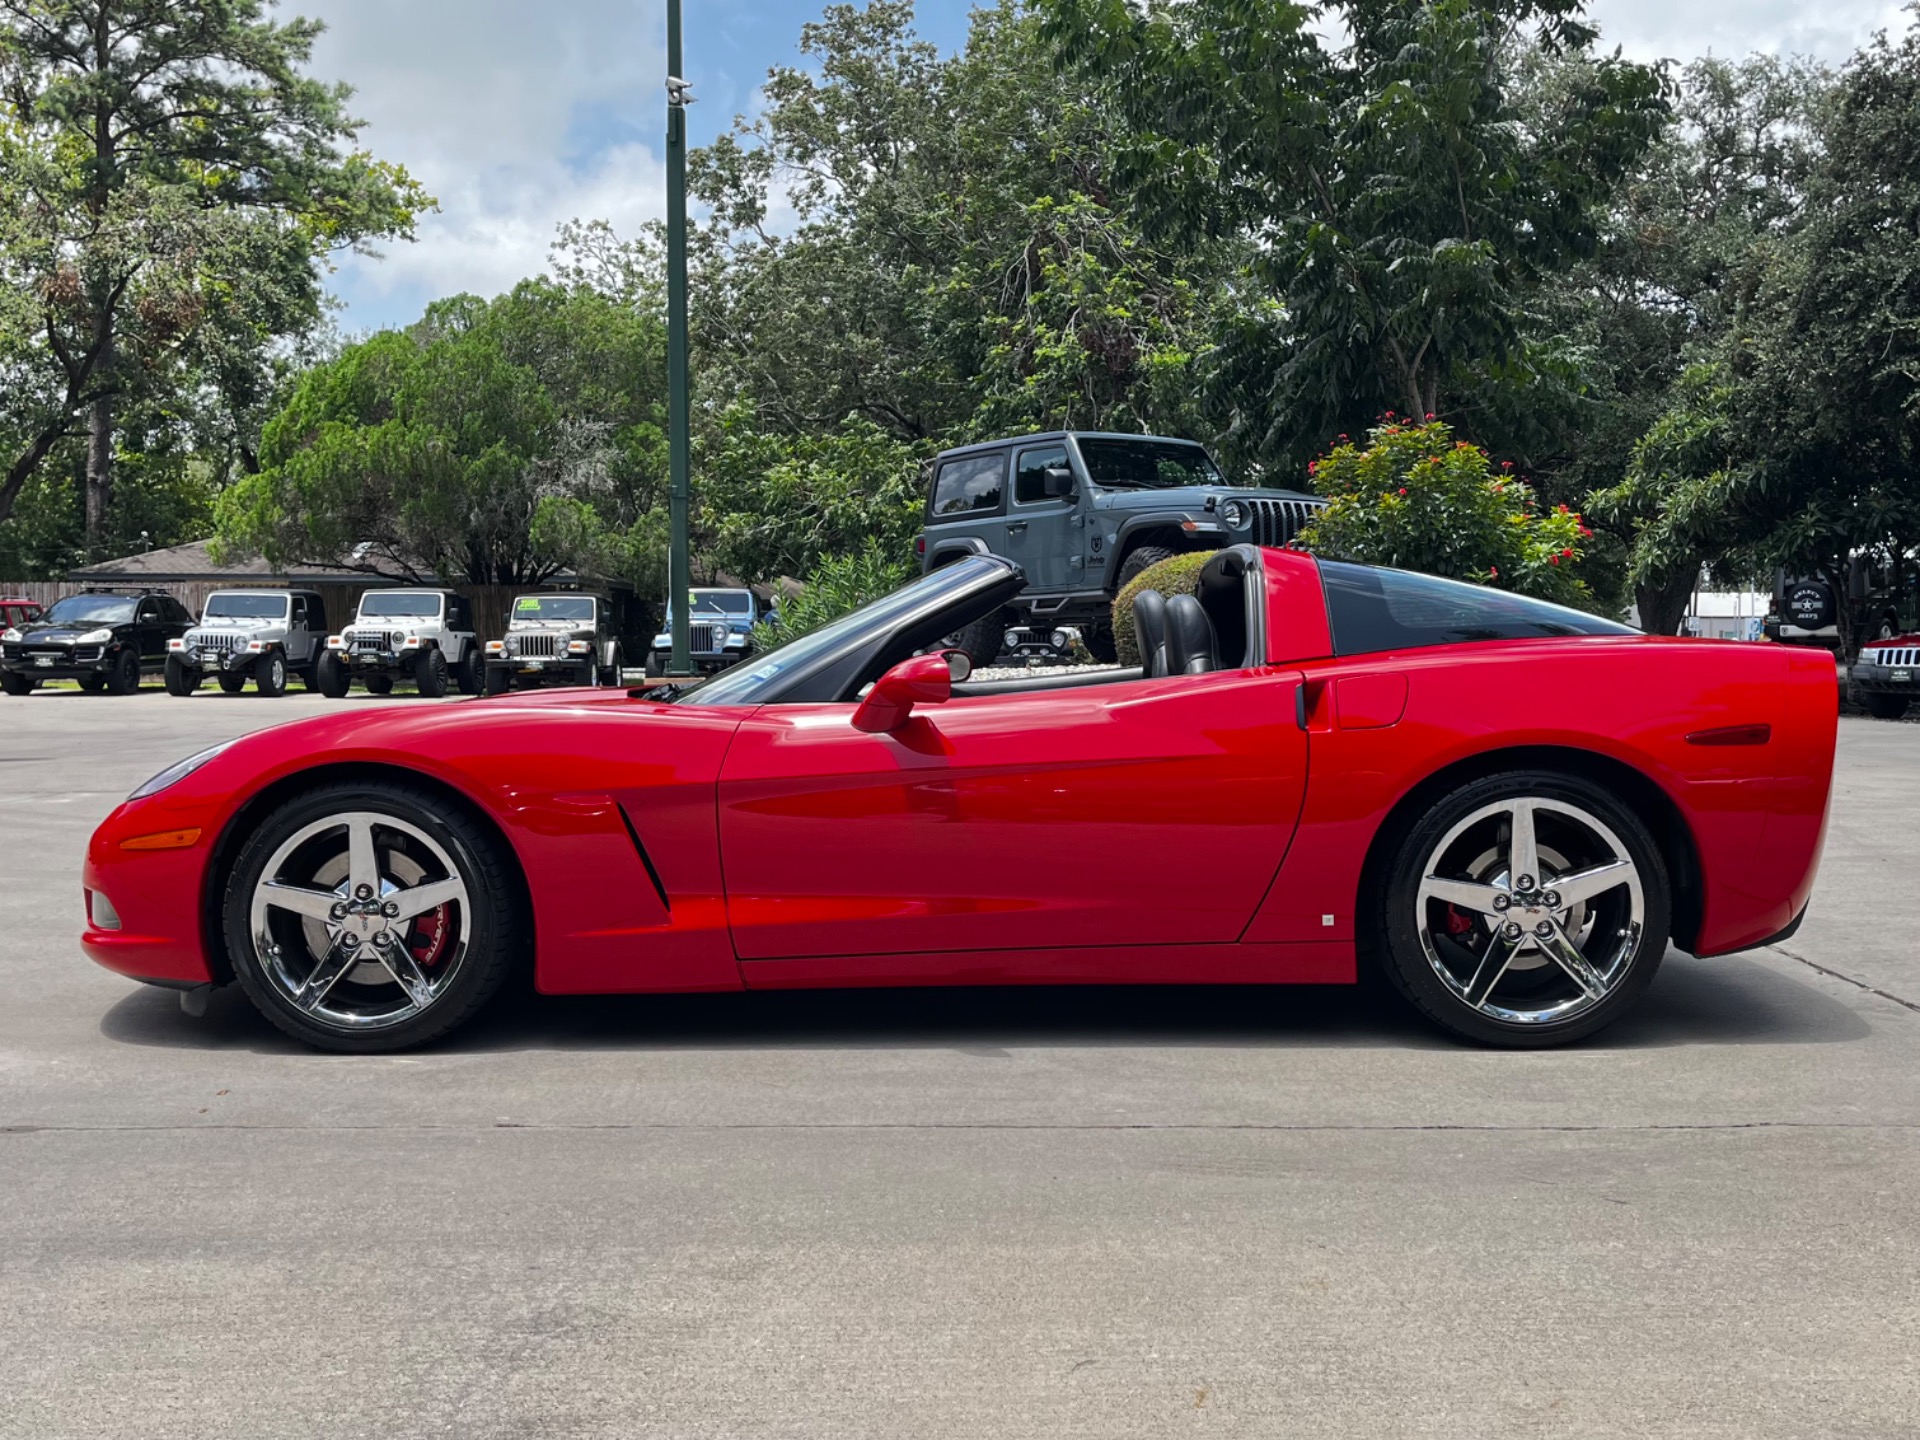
(2, 688, 1916, 1439)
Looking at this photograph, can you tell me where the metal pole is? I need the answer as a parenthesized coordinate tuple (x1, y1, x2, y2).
(665, 0, 692, 675)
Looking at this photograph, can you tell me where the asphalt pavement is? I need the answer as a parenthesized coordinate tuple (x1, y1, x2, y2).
(2, 687, 1916, 1439)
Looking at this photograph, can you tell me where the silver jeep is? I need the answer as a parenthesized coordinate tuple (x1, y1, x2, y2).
(166, 589, 327, 697)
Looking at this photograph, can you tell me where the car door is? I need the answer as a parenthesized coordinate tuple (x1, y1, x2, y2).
(288, 595, 314, 665)
(716, 668, 1309, 966)
(1001, 443, 1079, 594)
(134, 598, 166, 669)
(923, 450, 1009, 565)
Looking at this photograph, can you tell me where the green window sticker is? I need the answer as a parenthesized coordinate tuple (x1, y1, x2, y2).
(516, 597, 541, 612)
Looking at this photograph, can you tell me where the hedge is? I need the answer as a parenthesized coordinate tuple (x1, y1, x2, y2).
(1110, 551, 1215, 668)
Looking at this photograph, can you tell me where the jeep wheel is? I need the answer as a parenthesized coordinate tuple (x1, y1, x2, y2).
(644, 651, 665, 679)
(255, 650, 288, 697)
(946, 607, 1008, 671)
(164, 657, 201, 696)
(105, 648, 142, 696)
(315, 650, 351, 699)
(454, 646, 484, 696)
(1081, 616, 1118, 664)
(1, 670, 33, 696)
(1115, 545, 1177, 592)
(1860, 691, 1911, 721)
(414, 647, 449, 699)
(600, 645, 624, 687)
(217, 673, 246, 695)
(365, 673, 394, 696)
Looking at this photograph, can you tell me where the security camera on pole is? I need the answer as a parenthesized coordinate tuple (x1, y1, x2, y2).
(664, 0, 694, 676)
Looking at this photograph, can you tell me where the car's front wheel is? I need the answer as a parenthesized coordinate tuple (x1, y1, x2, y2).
(0, 670, 33, 696)
(1375, 771, 1669, 1047)
(1859, 690, 1911, 721)
(255, 650, 288, 697)
(414, 646, 449, 698)
(221, 783, 524, 1052)
(105, 648, 141, 695)
(164, 657, 200, 696)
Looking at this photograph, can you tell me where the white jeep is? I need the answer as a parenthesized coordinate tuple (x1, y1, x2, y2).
(318, 589, 481, 698)
(167, 589, 328, 697)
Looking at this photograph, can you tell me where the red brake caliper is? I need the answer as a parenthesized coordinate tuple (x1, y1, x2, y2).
(1444, 904, 1475, 936)
(408, 905, 453, 968)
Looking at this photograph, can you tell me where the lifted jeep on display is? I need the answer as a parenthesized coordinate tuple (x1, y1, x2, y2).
(166, 589, 327, 697)
(318, 590, 482, 698)
(916, 431, 1323, 664)
(484, 592, 624, 692)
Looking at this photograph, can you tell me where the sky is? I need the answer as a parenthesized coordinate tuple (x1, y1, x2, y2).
(309, 0, 1909, 334)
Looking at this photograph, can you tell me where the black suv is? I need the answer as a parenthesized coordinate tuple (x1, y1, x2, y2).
(1, 589, 192, 695)
(917, 432, 1322, 662)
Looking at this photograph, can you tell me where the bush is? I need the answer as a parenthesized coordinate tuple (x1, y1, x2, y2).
(752, 539, 915, 651)
(1111, 551, 1214, 667)
(1296, 418, 1594, 608)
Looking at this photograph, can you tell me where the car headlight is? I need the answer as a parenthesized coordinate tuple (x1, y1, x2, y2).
(1, 628, 19, 643)
(78, 628, 114, 644)
(1221, 500, 1250, 529)
(129, 741, 233, 800)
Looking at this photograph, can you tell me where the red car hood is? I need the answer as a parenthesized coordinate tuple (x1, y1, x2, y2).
(1862, 634, 1920, 651)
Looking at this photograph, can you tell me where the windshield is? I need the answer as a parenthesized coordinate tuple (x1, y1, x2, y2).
(687, 591, 753, 617)
(673, 562, 992, 706)
(45, 595, 136, 625)
(358, 592, 443, 619)
(511, 595, 595, 623)
(1077, 438, 1226, 490)
(202, 594, 289, 620)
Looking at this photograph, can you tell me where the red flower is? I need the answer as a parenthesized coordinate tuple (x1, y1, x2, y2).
(1338, 433, 1348, 441)
(1308, 461, 1318, 474)
(1384, 410, 1395, 419)
(1578, 525, 1593, 538)
(1501, 461, 1513, 471)
(1424, 412, 1435, 421)
(1561, 547, 1574, 559)
(1397, 487, 1407, 496)
(1549, 555, 1560, 565)
(1488, 565, 1499, 578)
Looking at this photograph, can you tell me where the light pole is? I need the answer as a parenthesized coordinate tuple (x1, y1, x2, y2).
(665, 0, 692, 675)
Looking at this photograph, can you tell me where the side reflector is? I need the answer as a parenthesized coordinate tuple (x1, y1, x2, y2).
(87, 889, 122, 930)
(1685, 724, 1771, 747)
(120, 827, 203, 851)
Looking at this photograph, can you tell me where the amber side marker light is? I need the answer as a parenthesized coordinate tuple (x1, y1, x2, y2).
(1685, 724, 1772, 747)
(120, 827, 203, 851)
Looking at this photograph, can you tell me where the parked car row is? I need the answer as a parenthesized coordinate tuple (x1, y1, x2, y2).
(0, 584, 729, 698)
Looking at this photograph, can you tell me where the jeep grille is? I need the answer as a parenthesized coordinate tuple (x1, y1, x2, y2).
(512, 633, 563, 659)
(1246, 497, 1324, 548)
(691, 622, 724, 654)
(1868, 646, 1918, 668)
(189, 632, 243, 654)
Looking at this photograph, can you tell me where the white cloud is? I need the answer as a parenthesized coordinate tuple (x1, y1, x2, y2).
(1587, 0, 1903, 63)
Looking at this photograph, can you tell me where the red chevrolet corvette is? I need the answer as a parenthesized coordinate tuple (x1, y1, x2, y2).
(82, 548, 1836, 1052)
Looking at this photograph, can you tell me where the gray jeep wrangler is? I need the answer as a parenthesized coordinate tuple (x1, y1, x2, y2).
(166, 589, 327, 697)
(916, 432, 1322, 663)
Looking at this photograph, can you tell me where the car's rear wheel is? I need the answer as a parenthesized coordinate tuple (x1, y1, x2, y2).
(1375, 771, 1669, 1047)
(483, 665, 512, 695)
(105, 648, 141, 695)
(600, 644, 624, 687)
(946, 607, 1008, 671)
(221, 783, 524, 1052)
(1859, 690, 1910, 720)
(455, 646, 484, 696)
(164, 657, 200, 696)
(217, 673, 246, 694)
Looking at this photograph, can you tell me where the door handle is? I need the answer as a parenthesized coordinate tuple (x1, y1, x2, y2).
(1007, 521, 1028, 534)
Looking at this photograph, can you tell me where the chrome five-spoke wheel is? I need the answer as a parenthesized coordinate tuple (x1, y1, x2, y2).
(224, 784, 522, 1051)
(1380, 772, 1670, 1046)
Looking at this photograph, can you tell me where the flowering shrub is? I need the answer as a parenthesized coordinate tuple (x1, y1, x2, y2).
(1296, 418, 1593, 608)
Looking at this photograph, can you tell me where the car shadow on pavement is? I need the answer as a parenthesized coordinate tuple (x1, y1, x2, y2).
(98, 949, 1868, 1056)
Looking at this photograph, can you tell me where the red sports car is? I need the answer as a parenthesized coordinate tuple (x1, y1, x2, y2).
(82, 549, 1836, 1052)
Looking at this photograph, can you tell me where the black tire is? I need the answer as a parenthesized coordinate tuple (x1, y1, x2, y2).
(414, 647, 449, 699)
(1372, 769, 1671, 1048)
(220, 781, 525, 1053)
(104, 648, 141, 695)
(1115, 544, 1177, 591)
(947, 607, 1008, 671)
(217, 673, 246, 695)
(1859, 690, 1911, 720)
(365, 673, 394, 696)
(454, 645, 484, 696)
(484, 665, 512, 696)
(79, 673, 109, 693)
(0, 670, 32, 696)
(315, 650, 351, 699)
(1081, 616, 1118, 664)
(255, 650, 288, 697)
(600, 645, 624, 687)
(164, 657, 201, 696)
(644, 651, 665, 678)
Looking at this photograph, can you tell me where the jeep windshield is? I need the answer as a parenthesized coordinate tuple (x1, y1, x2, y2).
(358, 593, 443, 618)
(512, 596, 595, 623)
(1076, 438, 1226, 490)
(688, 591, 752, 617)
(44, 595, 136, 625)
(202, 594, 289, 620)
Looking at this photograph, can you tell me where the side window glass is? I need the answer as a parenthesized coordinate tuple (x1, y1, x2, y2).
(930, 454, 1006, 517)
(292, 599, 307, 624)
(137, 601, 157, 623)
(1015, 446, 1071, 505)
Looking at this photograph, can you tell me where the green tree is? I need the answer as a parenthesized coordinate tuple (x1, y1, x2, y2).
(1038, 0, 1667, 473)
(216, 282, 671, 588)
(1298, 418, 1594, 607)
(0, 0, 427, 549)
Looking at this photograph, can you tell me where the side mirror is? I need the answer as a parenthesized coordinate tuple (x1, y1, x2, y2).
(852, 652, 965, 734)
(1042, 465, 1075, 500)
